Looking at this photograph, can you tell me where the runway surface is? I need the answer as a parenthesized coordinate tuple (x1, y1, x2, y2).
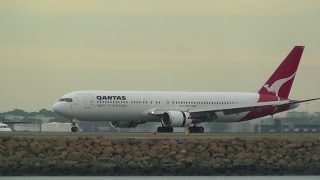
(2, 176, 320, 180)
(0, 132, 319, 140)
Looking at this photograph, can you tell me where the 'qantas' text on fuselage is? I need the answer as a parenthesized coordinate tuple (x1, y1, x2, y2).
(96, 96, 126, 101)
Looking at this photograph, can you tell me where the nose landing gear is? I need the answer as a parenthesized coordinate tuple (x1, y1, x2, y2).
(71, 126, 78, 132)
(70, 118, 79, 132)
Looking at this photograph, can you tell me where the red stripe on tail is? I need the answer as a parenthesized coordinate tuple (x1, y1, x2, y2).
(258, 46, 304, 99)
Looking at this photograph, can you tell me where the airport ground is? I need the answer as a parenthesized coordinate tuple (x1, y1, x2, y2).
(1, 132, 320, 175)
(0, 132, 319, 140)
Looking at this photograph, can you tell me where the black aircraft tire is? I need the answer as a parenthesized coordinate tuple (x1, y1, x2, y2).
(188, 127, 194, 133)
(199, 126, 204, 133)
(157, 127, 173, 133)
(188, 126, 204, 133)
(71, 126, 78, 132)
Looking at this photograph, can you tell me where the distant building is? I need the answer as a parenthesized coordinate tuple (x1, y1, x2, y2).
(256, 111, 320, 133)
(42, 122, 73, 132)
(286, 111, 309, 118)
(314, 112, 320, 118)
(25, 115, 55, 123)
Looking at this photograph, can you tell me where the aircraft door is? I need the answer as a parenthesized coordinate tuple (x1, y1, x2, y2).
(84, 95, 93, 109)
(71, 96, 80, 112)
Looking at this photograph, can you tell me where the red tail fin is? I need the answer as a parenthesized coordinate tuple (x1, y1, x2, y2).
(258, 46, 304, 99)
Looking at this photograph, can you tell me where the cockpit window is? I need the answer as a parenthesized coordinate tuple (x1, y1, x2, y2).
(66, 98, 73, 102)
(59, 98, 73, 102)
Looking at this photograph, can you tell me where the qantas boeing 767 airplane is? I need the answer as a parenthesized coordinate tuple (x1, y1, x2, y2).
(53, 46, 319, 133)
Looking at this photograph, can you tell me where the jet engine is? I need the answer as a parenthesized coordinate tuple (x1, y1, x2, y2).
(161, 111, 193, 127)
(110, 121, 138, 128)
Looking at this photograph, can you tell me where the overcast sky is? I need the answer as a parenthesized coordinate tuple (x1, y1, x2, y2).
(0, 0, 319, 113)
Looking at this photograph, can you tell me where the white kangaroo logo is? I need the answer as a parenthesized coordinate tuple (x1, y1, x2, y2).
(263, 73, 296, 97)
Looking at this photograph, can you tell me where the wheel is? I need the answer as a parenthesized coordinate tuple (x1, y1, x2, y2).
(188, 126, 204, 133)
(71, 126, 78, 132)
(157, 127, 173, 133)
(188, 127, 195, 133)
(198, 126, 204, 133)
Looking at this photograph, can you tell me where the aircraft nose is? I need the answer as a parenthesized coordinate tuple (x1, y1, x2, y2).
(53, 102, 71, 117)
(53, 102, 62, 114)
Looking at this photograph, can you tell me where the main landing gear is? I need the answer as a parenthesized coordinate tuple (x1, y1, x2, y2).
(156, 126, 204, 133)
(188, 126, 204, 133)
(157, 127, 174, 133)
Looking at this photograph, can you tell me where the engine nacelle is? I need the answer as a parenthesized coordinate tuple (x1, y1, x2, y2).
(161, 111, 192, 127)
(110, 121, 138, 128)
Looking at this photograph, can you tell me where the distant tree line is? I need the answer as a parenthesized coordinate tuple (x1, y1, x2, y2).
(2, 109, 61, 117)
(1, 109, 68, 123)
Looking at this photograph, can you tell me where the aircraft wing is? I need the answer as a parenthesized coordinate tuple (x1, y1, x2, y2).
(286, 98, 320, 104)
(188, 101, 282, 117)
(190, 97, 320, 116)
(150, 97, 320, 121)
(149, 101, 279, 119)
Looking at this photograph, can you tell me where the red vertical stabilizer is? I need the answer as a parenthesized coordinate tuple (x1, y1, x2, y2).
(258, 46, 304, 99)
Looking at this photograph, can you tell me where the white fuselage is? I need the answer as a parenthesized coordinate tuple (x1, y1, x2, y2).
(53, 90, 264, 123)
